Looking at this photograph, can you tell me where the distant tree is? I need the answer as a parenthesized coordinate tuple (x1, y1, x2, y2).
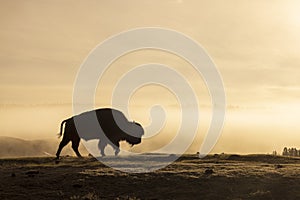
(282, 147, 288, 156)
(294, 148, 299, 157)
(282, 147, 300, 157)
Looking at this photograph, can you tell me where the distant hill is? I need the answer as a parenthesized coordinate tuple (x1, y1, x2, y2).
(0, 136, 88, 158)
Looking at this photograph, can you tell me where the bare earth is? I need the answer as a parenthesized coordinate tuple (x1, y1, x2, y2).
(1, 154, 300, 200)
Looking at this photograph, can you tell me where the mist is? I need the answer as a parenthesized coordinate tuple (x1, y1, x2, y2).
(1, 0, 300, 155)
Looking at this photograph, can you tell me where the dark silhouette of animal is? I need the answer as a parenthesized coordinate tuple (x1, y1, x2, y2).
(56, 108, 144, 159)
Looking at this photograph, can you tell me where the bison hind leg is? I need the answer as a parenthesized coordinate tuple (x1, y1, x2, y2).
(56, 138, 70, 159)
(71, 139, 82, 158)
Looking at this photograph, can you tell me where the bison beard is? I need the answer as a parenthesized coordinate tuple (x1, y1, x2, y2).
(55, 108, 144, 159)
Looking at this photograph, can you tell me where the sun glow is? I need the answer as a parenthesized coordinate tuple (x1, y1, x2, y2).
(286, 1, 300, 28)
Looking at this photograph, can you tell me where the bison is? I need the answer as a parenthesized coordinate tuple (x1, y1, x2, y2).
(56, 108, 144, 159)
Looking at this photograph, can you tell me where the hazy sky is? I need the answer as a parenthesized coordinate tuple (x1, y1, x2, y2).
(1, 0, 300, 154)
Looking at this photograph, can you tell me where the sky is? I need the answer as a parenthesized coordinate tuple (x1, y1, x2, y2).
(0, 0, 300, 154)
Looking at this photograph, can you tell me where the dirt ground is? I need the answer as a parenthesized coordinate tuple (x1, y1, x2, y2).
(1, 154, 300, 200)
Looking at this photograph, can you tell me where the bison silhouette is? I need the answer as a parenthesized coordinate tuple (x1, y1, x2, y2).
(56, 108, 144, 159)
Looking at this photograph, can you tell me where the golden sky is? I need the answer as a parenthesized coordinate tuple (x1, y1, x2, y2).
(0, 0, 300, 154)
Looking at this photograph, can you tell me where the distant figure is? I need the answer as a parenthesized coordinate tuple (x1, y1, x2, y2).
(55, 108, 144, 159)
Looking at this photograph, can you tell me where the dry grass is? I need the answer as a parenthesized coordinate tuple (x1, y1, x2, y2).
(1, 154, 300, 199)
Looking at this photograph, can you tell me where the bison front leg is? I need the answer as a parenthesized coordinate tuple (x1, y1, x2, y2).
(98, 140, 107, 157)
(113, 142, 120, 156)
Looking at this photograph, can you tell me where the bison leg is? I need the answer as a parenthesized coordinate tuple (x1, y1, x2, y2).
(113, 142, 120, 156)
(98, 140, 107, 157)
(56, 138, 70, 159)
(71, 139, 82, 158)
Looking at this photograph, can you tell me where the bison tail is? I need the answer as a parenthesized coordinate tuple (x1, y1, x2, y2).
(58, 119, 68, 138)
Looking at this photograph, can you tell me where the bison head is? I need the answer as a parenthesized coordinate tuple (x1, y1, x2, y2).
(124, 122, 144, 146)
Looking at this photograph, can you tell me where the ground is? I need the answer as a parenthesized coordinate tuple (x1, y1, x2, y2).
(1, 154, 300, 200)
